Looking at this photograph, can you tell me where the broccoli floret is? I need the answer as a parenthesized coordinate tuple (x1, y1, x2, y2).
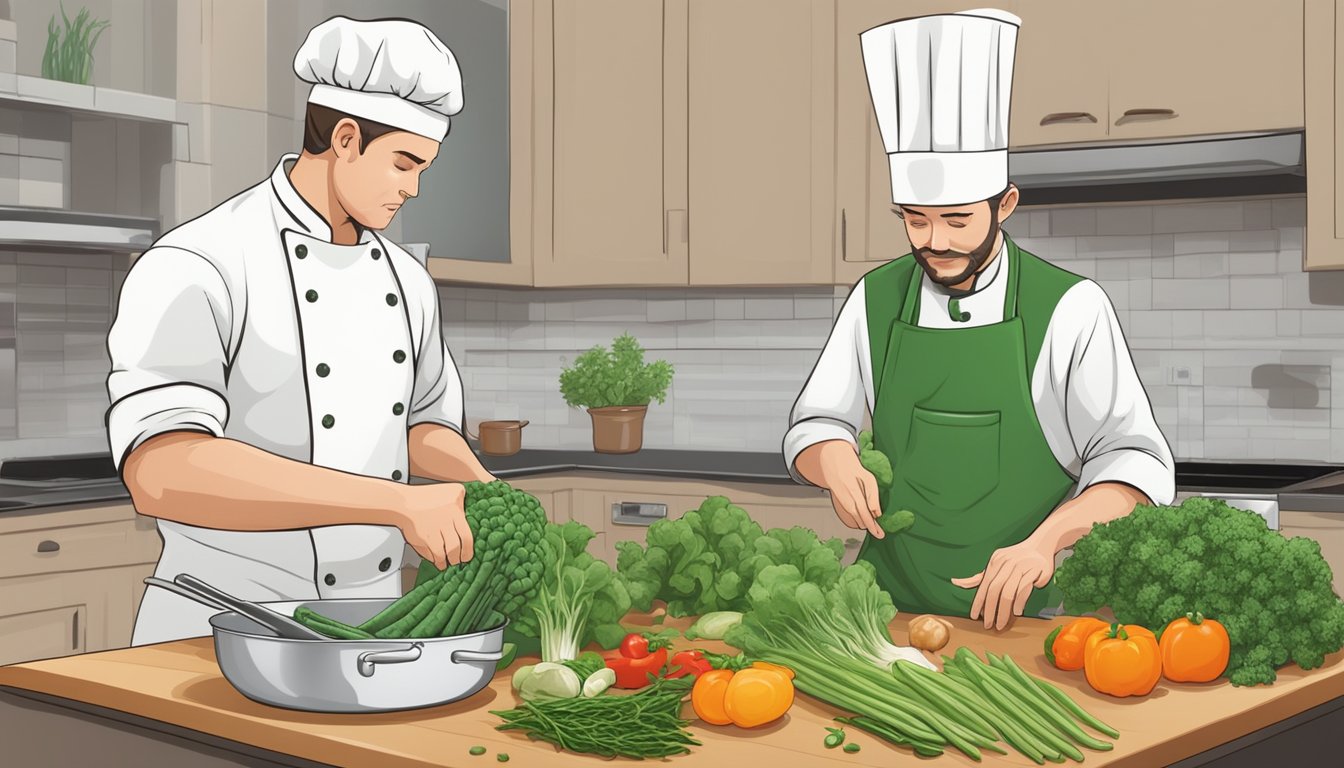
(1055, 496, 1344, 686)
(857, 430, 893, 490)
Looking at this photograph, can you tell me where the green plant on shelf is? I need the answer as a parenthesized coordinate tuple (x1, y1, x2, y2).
(559, 333, 674, 409)
(42, 3, 110, 86)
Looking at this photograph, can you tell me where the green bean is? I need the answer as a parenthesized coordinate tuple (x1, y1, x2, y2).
(833, 716, 943, 757)
(357, 571, 443, 633)
(1031, 675, 1122, 739)
(979, 661, 1086, 762)
(993, 654, 1114, 752)
(895, 661, 1000, 741)
(375, 588, 441, 638)
(957, 654, 1063, 763)
(944, 657, 1047, 765)
(293, 607, 375, 639)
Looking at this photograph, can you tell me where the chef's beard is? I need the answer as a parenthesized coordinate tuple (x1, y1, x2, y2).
(911, 213, 1002, 290)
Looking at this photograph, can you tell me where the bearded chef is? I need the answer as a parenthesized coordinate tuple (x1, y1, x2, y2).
(107, 17, 494, 645)
(786, 9, 1175, 630)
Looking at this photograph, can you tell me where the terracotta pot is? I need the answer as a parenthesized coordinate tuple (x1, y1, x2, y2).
(587, 406, 648, 454)
(468, 420, 529, 456)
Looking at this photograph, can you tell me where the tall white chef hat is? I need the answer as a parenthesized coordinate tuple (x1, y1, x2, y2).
(860, 8, 1020, 206)
(294, 16, 463, 143)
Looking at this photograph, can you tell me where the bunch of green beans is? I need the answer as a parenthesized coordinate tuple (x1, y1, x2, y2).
(490, 677, 701, 759)
(752, 645, 1118, 762)
(940, 648, 1120, 765)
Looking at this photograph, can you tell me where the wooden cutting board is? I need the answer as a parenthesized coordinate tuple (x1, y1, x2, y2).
(1, 612, 1341, 767)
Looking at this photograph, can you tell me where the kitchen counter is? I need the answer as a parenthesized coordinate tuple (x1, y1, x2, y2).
(2, 450, 1344, 514)
(1, 612, 1341, 768)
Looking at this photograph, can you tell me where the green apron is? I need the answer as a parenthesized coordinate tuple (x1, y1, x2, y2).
(858, 236, 1081, 619)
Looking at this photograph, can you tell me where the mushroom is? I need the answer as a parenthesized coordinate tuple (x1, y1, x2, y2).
(909, 614, 954, 652)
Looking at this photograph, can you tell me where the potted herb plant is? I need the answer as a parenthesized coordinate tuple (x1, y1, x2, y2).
(42, 4, 109, 86)
(559, 333, 673, 454)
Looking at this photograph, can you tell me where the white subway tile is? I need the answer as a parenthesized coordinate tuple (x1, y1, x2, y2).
(1154, 279, 1229, 310)
(1129, 257, 1152, 280)
(646, 300, 686, 323)
(1152, 202, 1243, 233)
(794, 297, 833, 319)
(1280, 227, 1304, 251)
(1272, 197, 1306, 228)
(1152, 256, 1175, 279)
(1301, 310, 1344, 336)
(1173, 233, 1230, 255)
(1029, 210, 1050, 237)
(1229, 251, 1279, 276)
(1129, 279, 1152, 310)
(1278, 310, 1302, 337)
(715, 298, 745, 320)
(1050, 208, 1097, 236)
(1242, 200, 1273, 230)
(1227, 230, 1279, 253)
(1173, 253, 1229, 278)
(1228, 277, 1284, 309)
(1170, 310, 1206, 336)
(1203, 310, 1278, 339)
(1128, 310, 1172, 339)
(1278, 249, 1304, 273)
(573, 299, 646, 322)
(1076, 235, 1151, 258)
(1095, 206, 1153, 235)
(686, 299, 715, 320)
(744, 298, 793, 320)
(1283, 272, 1311, 307)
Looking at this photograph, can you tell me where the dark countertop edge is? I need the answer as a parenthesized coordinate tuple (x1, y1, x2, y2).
(490, 463, 798, 485)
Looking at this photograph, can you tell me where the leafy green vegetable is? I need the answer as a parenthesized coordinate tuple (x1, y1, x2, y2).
(616, 496, 846, 618)
(1055, 496, 1344, 686)
(684, 611, 744, 641)
(881, 508, 916, 536)
(558, 333, 674, 408)
(727, 561, 933, 672)
(857, 429, 893, 490)
(506, 521, 632, 662)
(562, 651, 607, 680)
(581, 667, 615, 697)
(513, 662, 582, 702)
(327, 480, 546, 639)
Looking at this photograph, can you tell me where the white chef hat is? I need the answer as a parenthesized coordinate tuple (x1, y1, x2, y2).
(860, 8, 1020, 206)
(294, 16, 463, 143)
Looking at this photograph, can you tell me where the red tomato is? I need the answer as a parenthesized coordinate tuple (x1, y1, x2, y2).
(619, 633, 651, 659)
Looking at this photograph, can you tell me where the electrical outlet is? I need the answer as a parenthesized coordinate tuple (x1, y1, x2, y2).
(1168, 366, 1192, 386)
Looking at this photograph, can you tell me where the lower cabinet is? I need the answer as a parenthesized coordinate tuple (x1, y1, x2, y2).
(0, 503, 161, 666)
(1280, 510, 1344, 598)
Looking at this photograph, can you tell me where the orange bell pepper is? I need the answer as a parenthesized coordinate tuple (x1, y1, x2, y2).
(1044, 617, 1110, 671)
(1084, 623, 1161, 697)
(1159, 612, 1230, 683)
(691, 662, 794, 728)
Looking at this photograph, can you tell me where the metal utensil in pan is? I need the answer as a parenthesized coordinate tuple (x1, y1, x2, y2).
(209, 599, 507, 713)
(142, 573, 328, 640)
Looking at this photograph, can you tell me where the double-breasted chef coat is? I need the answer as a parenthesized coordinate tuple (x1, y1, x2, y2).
(107, 154, 464, 645)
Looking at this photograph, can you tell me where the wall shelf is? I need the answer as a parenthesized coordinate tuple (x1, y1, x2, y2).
(0, 74, 180, 125)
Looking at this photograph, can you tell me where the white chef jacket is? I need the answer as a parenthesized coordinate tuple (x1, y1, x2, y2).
(107, 154, 465, 645)
(784, 244, 1176, 507)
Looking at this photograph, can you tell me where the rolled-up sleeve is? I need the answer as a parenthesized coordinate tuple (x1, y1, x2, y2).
(407, 280, 464, 433)
(106, 247, 232, 471)
(1049, 282, 1175, 506)
(782, 279, 874, 485)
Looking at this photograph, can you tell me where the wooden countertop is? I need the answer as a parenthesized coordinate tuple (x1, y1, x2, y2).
(1, 612, 1342, 768)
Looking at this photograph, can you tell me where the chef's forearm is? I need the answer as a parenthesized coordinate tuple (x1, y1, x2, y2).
(123, 432, 411, 530)
(1029, 481, 1151, 553)
(408, 423, 495, 483)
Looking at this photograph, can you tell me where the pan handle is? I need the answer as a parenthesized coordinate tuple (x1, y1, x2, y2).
(357, 643, 424, 677)
(451, 649, 505, 664)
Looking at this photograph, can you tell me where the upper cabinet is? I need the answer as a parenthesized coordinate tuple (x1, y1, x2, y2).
(532, 0, 689, 287)
(1305, 0, 1344, 270)
(686, 0, 834, 286)
(1013, 0, 1303, 147)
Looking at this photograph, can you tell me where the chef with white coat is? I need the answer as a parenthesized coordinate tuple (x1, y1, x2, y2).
(786, 9, 1175, 630)
(107, 17, 495, 645)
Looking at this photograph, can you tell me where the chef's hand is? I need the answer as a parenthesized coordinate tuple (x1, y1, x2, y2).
(396, 483, 475, 570)
(951, 537, 1054, 630)
(809, 440, 884, 539)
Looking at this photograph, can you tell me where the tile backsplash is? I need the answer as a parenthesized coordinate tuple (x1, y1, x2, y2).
(4, 195, 1340, 465)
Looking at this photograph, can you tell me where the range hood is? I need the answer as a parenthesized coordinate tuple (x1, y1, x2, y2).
(1008, 131, 1305, 204)
(0, 207, 157, 253)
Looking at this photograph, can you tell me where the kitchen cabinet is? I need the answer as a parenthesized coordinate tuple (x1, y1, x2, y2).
(686, 0, 834, 285)
(531, 0, 689, 287)
(1009, 0, 1107, 147)
(424, 0, 536, 287)
(0, 503, 161, 666)
(1105, 1, 1303, 143)
(1305, 0, 1344, 270)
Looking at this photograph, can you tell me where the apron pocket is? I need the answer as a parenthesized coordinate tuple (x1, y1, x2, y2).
(904, 406, 1002, 512)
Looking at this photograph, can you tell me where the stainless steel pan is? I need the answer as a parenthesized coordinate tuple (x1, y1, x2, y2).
(208, 598, 506, 713)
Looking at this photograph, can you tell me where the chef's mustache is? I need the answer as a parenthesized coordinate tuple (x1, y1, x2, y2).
(911, 218, 1001, 288)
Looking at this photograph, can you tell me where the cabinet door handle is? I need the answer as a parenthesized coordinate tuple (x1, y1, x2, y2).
(840, 208, 847, 260)
(1039, 112, 1099, 126)
(37, 539, 60, 553)
(1115, 108, 1178, 126)
(612, 502, 668, 526)
(663, 210, 668, 254)
(72, 609, 79, 650)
